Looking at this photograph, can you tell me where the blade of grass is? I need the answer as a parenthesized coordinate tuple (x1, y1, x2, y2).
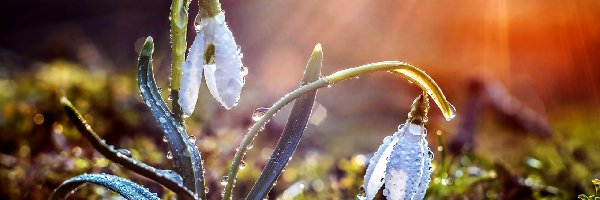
(50, 173, 159, 200)
(138, 37, 205, 198)
(245, 44, 322, 199)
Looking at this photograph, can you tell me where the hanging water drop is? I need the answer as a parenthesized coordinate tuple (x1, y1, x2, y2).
(357, 186, 367, 199)
(157, 87, 163, 94)
(247, 142, 254, 149)
(162, 136, 168, 142)
(252, 107, 269, 121)
(220, 176, 229, 185)
(240, 160, 246, 169)
(166, 151, 173, 159)
(428, 149, 435, 160)
(205, 186, 210, 193)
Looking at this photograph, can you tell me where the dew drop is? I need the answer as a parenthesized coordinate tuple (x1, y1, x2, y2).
(240, 160, 246, 169)
(189, 135, 197, 143)
(116, 149, 132, 157)
(247, 142, 254, 149)
(240, 66, 248, 76)
(220, 176, 229, 185)
(162, 136, 168, 142)
(252, 107, 269, 121)
(357, 186, 366, 199)
(159, 117, 166, 123)
(204, 186, 210, 193)
(166, 151, 173, 159)
(428, 150, 435, 160)
(383, 188, 390, 196)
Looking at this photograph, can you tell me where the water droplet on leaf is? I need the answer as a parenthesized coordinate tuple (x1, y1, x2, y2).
(220, 176, 229, 185)
(116, 149, 132, 157)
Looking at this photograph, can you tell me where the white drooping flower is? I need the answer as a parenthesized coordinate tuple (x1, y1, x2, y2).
(361, 95, 432, 200)
(178, 12, 247, 116)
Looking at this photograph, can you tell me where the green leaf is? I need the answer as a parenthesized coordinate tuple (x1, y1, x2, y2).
(60, 97, 195, 200)
(246, 44, 322, 199)
(50, 173, 159, 200)
(137, 37, 205, 198)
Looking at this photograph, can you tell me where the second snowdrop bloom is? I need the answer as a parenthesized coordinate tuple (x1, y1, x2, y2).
(362, 95, 433, 200)
(179, 12, 247, 116)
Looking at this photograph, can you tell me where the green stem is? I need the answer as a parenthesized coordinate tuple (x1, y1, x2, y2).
(169, 0, 190, 122)
(222, 61, 457, 200)
(199, 0, 221, 18)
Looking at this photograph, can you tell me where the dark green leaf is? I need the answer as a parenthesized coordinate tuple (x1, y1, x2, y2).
(137, 36, 205, 198)
(50, 173, 159, 200)
(60, 97, 195, 200)
(246, 44, 323, 199)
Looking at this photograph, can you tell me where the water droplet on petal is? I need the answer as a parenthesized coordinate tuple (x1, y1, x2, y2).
(159, 117, 166, 123)
(252, 107, 269, 121)
(162, 136, 168, 142)
(166, 151, 173, 159)
(383, 188, 390, 196)
(189, 135, 197, 143)
(240, 66, 248, 76)
(205, 186, 210, 193)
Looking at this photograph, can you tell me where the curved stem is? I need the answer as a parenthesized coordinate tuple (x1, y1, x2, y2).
(222, 61, 456, 200)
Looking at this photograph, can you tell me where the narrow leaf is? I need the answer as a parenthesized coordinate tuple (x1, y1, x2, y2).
(61, 97, 195, 200)
(246, 44, 322, 199)
(50, 173, 159, 200)
(137, 37, 205, 198)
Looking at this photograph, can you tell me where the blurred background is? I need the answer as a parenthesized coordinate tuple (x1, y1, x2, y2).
(1, 0, 599, 199)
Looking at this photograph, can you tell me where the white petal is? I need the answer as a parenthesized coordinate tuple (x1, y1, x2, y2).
(385, 124, 428, 200)
(205, 18, 245, 109)
(414, 144, 432, 200)
(363, 125, 407, 200)
(178, 31, 205, 116)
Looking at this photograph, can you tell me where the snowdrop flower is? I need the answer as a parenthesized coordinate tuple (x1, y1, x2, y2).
(361, 95, 433, 200)
(179, 12, 247, 116)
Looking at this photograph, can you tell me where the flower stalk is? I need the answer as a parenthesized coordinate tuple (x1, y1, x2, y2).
(169, 0, 191, 122)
